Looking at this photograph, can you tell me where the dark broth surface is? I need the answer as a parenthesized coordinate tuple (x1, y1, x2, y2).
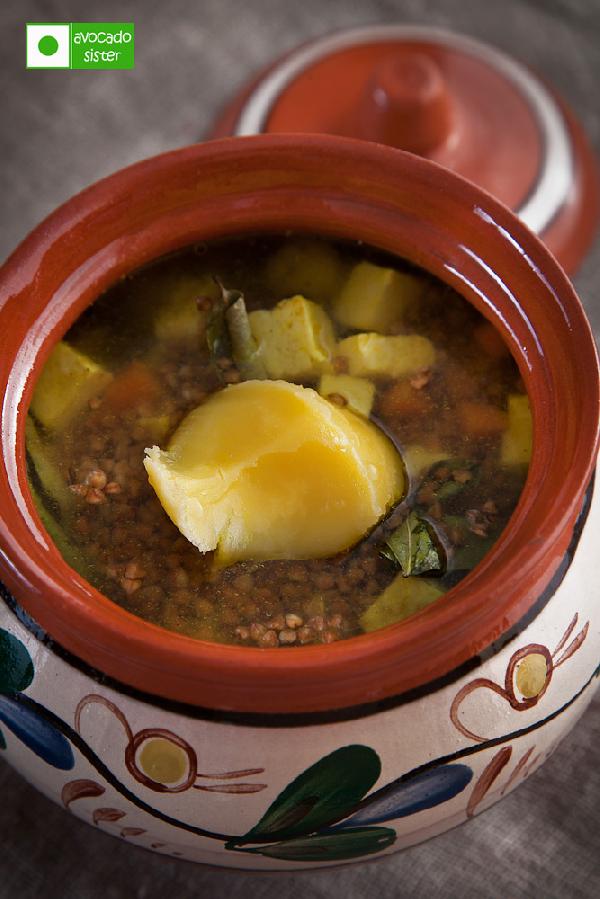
(27, 235, 530, 646)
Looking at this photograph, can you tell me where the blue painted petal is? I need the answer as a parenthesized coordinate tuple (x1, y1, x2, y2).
(0, 695, 74, 770)
(337, 764, 473, 828)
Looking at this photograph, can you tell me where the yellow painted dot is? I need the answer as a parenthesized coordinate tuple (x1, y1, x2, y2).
(516, 653, 548, 698)
(138, 737, 189, 785)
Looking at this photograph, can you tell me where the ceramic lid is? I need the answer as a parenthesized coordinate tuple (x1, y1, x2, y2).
(210, 26, 599, 274)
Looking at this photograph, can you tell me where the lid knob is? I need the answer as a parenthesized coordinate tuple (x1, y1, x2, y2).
(359, 51, 453, 154)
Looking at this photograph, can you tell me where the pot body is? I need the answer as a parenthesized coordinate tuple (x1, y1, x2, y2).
(1, 466, 598, 869)
(1, 136, 599, 869)
(1, 137, 598, 715)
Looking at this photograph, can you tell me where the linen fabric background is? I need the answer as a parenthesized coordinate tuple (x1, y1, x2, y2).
(0, 0, 599, 896)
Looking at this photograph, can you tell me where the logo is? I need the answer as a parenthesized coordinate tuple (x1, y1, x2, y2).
(26, 23, 70, 68)
(26, 23, 135, 70)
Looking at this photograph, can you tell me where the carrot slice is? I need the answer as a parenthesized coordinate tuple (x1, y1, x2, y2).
(459, 401, 508, 437)
(378, 380, 431, 418)
(103, 361, 160, 412)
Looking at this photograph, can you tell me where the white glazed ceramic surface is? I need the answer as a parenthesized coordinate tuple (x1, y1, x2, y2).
(0, 469, 598, 870)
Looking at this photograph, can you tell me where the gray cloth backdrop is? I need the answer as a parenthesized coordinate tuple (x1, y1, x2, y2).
(1, 1, 598, 896)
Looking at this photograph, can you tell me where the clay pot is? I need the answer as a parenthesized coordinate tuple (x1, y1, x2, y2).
(0, 136, 598, 869)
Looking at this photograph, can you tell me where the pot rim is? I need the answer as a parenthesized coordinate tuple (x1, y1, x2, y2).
(0, 134, 598, 714)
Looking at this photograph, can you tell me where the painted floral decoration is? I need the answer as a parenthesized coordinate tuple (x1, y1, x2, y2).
(2, 614, 597, 864)
(0, 628, 73, 769)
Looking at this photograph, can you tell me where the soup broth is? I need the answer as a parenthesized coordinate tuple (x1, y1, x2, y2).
(27, 235, 531, 647)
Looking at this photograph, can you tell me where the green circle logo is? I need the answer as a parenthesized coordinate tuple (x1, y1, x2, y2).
(38, 34, 59, 56)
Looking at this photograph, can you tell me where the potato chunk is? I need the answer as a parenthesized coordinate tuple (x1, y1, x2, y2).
(318, 374, 375, 418)
(403, 445, 449, 479)
(248, 295, 336, 380)
(152, 273, 219, 340)
(501, 393, 532, 466)
(265, 238, 346, 303)
(25, 417, 72, 514)
(30, 341, 112, 431)
(28, 481, 85, 573)
(337, 333, 435, 379)
(333, 262, 425, 332)
(361, 576, 444, 632)
(137, 414, 173, 442)
(144, 380, 404, 565)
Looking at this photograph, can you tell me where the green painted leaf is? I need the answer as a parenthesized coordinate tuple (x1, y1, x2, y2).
(382, 512, 443, 577)
(238, 745, 381, 844)
(243, 826, 396, 862)
(0, 629, 34, 694)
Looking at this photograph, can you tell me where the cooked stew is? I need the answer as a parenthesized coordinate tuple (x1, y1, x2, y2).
(27, 235, 531, 646)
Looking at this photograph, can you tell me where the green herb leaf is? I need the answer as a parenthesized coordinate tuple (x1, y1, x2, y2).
(225, 297, 267, 380)
(451, 534, 495, 571)
(207, 280, 266, 381)
(360, 577, 445, 632)
(429, 458, 474, 476)
(239, 826, 396, 861)
(381, 512, 443, 577)
(426, 459, 480, 502)
(234, 745, 381, 845)
(205, 281, 233, 371)
(435, 480, 465, 500)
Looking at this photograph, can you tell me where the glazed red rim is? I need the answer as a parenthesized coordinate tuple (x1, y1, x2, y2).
(0, 135, 598, 714)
